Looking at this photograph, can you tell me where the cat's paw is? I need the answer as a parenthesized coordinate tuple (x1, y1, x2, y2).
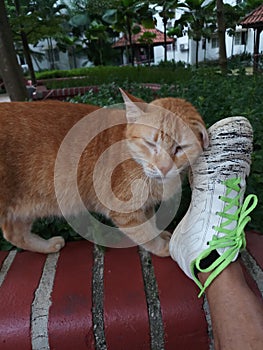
(47, 236, 65, 253)
(143, 230, 171, 257)
(160, 230, 172, 241)
(156, 230, 171, 257)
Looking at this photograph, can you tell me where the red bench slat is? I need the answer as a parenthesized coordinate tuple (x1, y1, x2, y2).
(0, 252, 46, 350)
(152, 255, 209, 350)
(104, 247, 151, 349)
(48, 241, 95, 350)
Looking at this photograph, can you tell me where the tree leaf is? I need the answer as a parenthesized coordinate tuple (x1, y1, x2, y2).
(141, 18, 155, 29)
(102, 9, 117, 24)
(132, 25, 141, 34)
(122, 0, 135, 7)
(69, 14, 90, 27)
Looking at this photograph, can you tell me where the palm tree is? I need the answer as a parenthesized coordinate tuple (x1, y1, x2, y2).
(154, 0, 185, 62)
(103, 0, 154, 66)
(66, 0, 118, 66)
(216, 0, 227, 74)
(34, 0, 68, 70)
(173, 0, 216, 68)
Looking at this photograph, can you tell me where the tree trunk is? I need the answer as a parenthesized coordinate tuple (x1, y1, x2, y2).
(163, 11, 168, 62)
(48, 37, 56, 70)
(0, 1, 28, 101)
(14, 0, 37, 85)
(216, 0, 227, 75)
(253, 28, 261, 74)
(126, 18, 134, 66)
(195, 40, 199, 68)
(20, 30, 37, 85)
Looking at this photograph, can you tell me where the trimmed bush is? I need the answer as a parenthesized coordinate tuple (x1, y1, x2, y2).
(36, 66, 192, 89)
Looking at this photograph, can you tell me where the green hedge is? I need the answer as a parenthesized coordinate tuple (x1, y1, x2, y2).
(36, 65, 193, 89)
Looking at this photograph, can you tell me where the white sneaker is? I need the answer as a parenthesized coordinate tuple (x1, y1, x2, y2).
(169, 117, 258, 296)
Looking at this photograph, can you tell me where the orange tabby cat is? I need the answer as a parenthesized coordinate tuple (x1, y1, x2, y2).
(0, 91, 208, 256)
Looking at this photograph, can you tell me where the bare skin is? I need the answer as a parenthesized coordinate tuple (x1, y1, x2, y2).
(199, 261, 263, 350)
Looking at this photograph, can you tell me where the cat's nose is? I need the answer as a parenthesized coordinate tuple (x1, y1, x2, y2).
(158, 162, 173, 176)
(159, 166, 170, 176)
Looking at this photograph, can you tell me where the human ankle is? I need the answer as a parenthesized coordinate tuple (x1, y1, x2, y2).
(198, 271, 211, 284)
(198, 260, 247, 290)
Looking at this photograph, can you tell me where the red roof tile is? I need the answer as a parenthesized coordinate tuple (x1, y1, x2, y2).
(113, 25, 174, 48)
(240, 4, 263, 28)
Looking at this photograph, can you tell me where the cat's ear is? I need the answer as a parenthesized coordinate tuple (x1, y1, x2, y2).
(119, 88, 145, 104)
(195, 122, 209, 149)
(119, 88, 143, 123)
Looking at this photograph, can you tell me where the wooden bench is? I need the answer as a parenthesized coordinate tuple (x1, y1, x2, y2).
(0, 231, 262, 350)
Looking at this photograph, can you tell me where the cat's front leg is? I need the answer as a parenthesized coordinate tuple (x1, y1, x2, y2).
(110, 209, 171, 257)
(141, 230, 171, 257)
(2, 218, 65, 253)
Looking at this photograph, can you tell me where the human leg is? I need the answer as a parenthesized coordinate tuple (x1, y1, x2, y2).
(199, 261, 263, 350)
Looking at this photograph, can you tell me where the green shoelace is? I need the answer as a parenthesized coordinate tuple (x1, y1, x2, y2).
(190, 177, 258, 297)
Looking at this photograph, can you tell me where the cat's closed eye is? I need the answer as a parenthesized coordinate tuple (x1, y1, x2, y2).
(144, 139, 156, 149)
(174, 146, 183, 155)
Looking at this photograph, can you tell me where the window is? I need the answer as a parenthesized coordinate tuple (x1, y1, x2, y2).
(235, 31, 247, 45)
(167, 44, 173, 51)
(235, 32, 242, 45)
(202, 38, 206, 50)
(167, 21, 173, 29)
(241, 31, 247, 45)
(18, 55, 25, 65)
(139, 47, 147, 61)
(46, 48, 60, 62)
(211, 37, 219, 49)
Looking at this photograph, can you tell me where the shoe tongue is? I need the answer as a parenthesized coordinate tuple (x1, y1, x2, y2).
(219, 186, 239, 231)
(215, 180, 245, 258)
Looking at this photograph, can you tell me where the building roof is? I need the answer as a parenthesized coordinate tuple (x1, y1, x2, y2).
(113, 26, 174, 48)
(240, 4, 263, 29)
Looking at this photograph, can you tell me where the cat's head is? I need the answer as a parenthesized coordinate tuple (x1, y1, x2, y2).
(121, 89, 209, 182)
